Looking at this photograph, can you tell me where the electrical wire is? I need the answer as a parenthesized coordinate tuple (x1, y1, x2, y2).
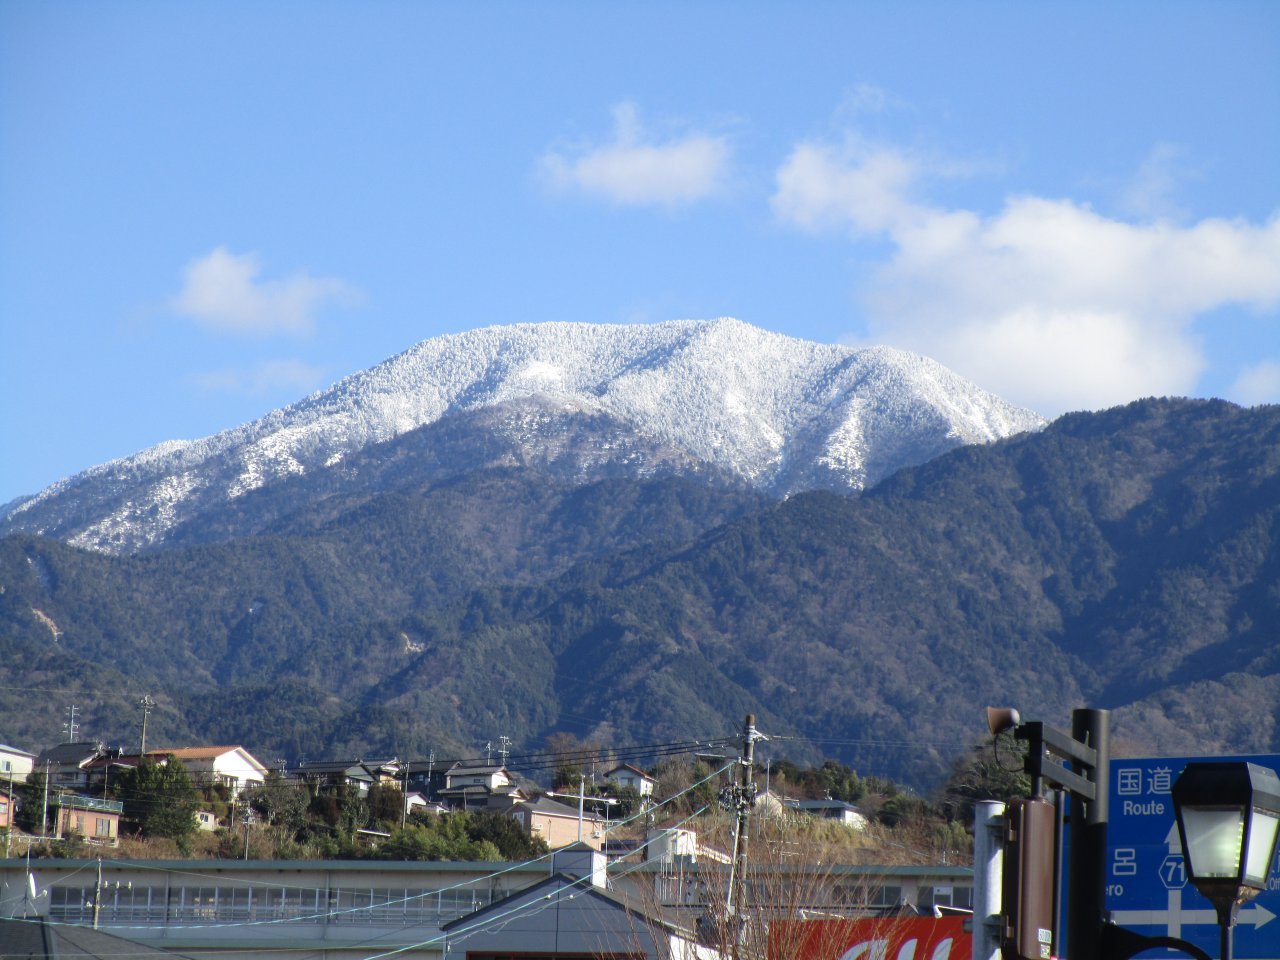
(354, 763, 734, 960)
(18, 760, 737, 937)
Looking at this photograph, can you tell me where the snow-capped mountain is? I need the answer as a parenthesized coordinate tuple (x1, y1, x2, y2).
(1, 318, 1045, 553)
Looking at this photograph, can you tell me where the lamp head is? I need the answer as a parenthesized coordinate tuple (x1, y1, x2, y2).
(1173, 761, 1280, 916)
(986, 706, 1022, 737)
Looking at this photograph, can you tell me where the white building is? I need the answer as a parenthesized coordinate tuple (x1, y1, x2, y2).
(147, 746, 269, 797)
(605, 762, 658, 798)
(0, 743, 36, 783)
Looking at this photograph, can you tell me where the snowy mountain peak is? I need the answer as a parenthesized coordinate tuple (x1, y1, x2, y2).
(2, 319, 1045, 552)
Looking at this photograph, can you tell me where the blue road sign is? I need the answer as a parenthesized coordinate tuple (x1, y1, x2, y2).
(1107, 755, 1280, 960)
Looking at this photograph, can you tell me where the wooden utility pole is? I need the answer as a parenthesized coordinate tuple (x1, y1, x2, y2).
(727, 713, 758, 922)
(40, 761, 51, 838)
(92, 857, 103, 929)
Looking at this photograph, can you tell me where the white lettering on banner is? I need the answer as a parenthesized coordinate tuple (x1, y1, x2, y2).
(840, 938, 955, 960)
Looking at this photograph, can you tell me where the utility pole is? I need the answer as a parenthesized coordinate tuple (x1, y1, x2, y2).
(728, 714, 759, 921)
(63, 704, 80, 743)
(40, 761, 51, 838)
(4, 764, 13, 858)
(577, 773, 586, 843)
(498, 735, 511, 767)
(138, 695, 155, 754)
(92, 857, 103, 929)
(718, 712, 764, 958)
(241, 796, 252, 860)
(484, 740, 493, 765)
(401, 757, 410, 831)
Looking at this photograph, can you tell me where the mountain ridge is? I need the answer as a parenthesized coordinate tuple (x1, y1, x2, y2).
(1, 318, 1043, 553)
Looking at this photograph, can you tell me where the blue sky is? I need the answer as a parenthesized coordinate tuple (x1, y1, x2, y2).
(3, 1, 1278, 506)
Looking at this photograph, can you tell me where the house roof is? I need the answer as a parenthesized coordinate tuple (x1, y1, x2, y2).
(84, 754, 143, 770)
(0, 917, 199, 957)
(296, 758, 397, 777)
(147, 745, 267, 768)
(35, 741, 105, 765)
(440, 871, 691, 938)
(787, 798, 864, 812)
(516, 796, 603, 821)
(445, 762, 507, 775)
(0, 743, 36, 758)
(606, 762, 657, 782)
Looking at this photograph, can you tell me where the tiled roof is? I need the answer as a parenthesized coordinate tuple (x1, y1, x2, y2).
(606, 762, 656, 781)
(517, 796, 603, 820)
(35, 741, 104, 765)
(146, 746, 243, 760)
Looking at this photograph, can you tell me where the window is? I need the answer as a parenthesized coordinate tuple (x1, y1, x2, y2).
(96, 817, 112, 837)
(49, 886, 93, 922)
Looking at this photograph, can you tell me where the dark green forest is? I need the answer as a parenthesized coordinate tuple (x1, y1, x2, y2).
(3, 398, 1278, 788)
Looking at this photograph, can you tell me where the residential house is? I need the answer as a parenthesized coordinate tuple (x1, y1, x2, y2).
(0, 787, 12, 831)
(146, 746, 269, 798)
(405, 791, 447, 818)
(295, 758, 400, 797)
(403, 760, 447, 801)
(605, 761, 658, 798)
(83, 749, 144, 795)
(35, 741, 106, 793)
(85, 746, 270, 799)
(508, 796, 605, 850)
(194, 809, 221, 832)
(439, 762, 529, 811)
(51, 793, 123, 846)
(784, 797, 869, 829)
(0, 743, 36, 783)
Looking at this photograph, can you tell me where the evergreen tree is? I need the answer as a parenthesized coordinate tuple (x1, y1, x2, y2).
(15, 767, 49, 833)
(116, 756, 198, 841)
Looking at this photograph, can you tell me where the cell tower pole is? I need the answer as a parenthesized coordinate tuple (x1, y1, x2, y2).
(138, 695, 155, 755)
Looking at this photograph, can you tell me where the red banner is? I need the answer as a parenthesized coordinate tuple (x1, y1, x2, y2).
(769, 916, 972, 960)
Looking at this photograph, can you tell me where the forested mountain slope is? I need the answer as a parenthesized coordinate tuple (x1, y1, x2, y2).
(3, 399, 1276, 787)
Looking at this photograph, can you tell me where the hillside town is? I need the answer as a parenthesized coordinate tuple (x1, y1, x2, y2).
(0, 726, 980, 959)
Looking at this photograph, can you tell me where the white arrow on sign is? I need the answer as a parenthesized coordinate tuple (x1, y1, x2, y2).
(1112, 888, 1276, 936)
(1111, 828, 1277, 937)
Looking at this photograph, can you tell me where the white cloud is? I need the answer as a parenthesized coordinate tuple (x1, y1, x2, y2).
(1230, 361, 1280, 407)
(172, 247, 354, 336)
(191, 359, 328, 396)
(773, 139, 1280, 414)
(542, 102, 730, 207)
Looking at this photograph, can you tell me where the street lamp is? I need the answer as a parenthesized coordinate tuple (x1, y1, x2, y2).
(1172, 762, 1280, 960)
